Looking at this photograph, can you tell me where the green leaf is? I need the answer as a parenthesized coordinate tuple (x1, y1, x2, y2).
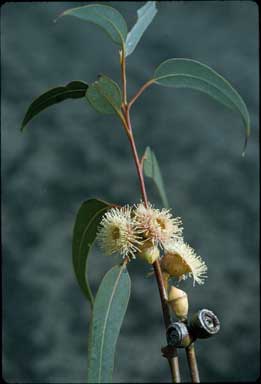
(153, 58, 250, 155)
(125, 1, 158, 57)
(86, 75, 123, 116)
(87, 264, 131, 383)
(59, 4, 128, 48)
(72, 198, 112, 306)
(143, 146, 169, 208)
(21, 81, 88, 131)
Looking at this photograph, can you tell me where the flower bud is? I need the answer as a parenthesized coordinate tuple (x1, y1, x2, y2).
(168, 286, 189, 320)
(138, 243, 160, 264)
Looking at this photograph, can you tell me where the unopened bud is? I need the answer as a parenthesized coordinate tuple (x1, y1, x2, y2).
(168, 286, 189, 320)
(138, 244, 160, 264)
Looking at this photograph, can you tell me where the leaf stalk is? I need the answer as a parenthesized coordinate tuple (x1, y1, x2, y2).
(128, 79, 155, 111)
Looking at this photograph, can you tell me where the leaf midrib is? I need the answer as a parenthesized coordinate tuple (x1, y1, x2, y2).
(91, 9, 125, 47)
(75, 205, 109, 305)
(95, 82, 123, 117)
(23, 88, 87, 128)
(65, 5, 126, 47)
(150, 157, 168, 207)
(125, 1, 157, 56)
(144, 148, 169, 208)
(77, 205, 109, 271)
(154, 72, 249, 125)
(155, 58, 244, 97)
(30, 88, 87, 108)
(98, 265, 125, 383)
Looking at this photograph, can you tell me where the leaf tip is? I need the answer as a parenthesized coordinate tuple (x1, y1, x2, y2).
(54, 9, 67, 23)
(241, 140, 247, 158)
(20, 121, 27, 132)
(241, 124, 250, 157)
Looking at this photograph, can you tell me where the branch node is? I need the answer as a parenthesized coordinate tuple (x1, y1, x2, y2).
(161, 345, 178, 359)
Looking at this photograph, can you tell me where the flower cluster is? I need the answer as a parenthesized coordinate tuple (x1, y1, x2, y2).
(96, 202, 207, 285)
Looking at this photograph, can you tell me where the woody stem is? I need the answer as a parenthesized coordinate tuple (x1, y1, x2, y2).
(123, 102, 181, 382)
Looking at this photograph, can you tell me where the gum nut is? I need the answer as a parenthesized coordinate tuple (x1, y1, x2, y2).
(168, 286, 189, 319)
(161, 251, 191, 277)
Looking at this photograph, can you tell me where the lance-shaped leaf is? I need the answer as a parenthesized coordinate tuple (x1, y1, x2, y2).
(86, 75, 123, 116)
(143, 146, 169, 208)
(125, 1, 158, 57)
(87, 264, 131, 383)
(72, 198, 112, 306)
(58, 4, 128, 48)
(21, 81, 88, 131)
(153, 58, 250, 154)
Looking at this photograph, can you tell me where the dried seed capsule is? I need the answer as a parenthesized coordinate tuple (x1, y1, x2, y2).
(166, 321, 191, 348)
(168, 286, 189, 320)
(189, 309, 220, 339)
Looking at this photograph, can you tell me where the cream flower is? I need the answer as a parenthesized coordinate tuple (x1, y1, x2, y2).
(97, 206, 142, 259)
(161, 240, 207, 285)
(134, 202, 183, 248)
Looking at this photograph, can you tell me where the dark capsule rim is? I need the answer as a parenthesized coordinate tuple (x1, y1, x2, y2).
(166, 322, 189, 347)
(199, 309, 221, 334)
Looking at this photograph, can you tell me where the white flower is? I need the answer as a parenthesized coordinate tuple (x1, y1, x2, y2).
(134, 202, 183, 247)
(97, 206, 142, 259)
(162, 240, 208, 285)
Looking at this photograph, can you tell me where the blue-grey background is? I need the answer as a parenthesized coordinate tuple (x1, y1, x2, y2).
(2, 1, 259, 382)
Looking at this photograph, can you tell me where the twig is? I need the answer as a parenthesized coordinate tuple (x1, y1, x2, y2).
(186, 343, 200, 383)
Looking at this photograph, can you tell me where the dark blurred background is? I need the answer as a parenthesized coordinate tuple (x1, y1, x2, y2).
(2, 1, 259, 382)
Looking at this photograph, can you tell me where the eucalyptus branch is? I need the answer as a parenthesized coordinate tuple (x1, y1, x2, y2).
(21, 2, 249, 383)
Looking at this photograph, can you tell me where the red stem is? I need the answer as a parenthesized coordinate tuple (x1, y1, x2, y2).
(121, 54, 181, 383)
(124, 106, 181, 383)
(125, 108, 148, 206)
